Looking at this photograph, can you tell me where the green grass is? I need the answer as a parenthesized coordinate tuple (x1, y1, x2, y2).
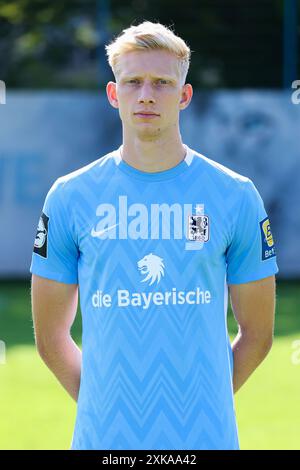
(234, 335, 300, 449)
(0, 346, 76, 450)
(0, 280, 299, 449)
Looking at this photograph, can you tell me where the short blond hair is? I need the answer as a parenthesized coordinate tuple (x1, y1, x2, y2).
(105, 21, 191, 85)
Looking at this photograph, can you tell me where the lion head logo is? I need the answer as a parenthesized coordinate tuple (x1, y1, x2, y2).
(137, 253, 165, 286)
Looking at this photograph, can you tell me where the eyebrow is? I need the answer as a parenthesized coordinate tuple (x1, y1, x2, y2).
(120, 74, 177, 82)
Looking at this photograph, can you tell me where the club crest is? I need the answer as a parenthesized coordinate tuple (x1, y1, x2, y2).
(187, 215, 209, 242)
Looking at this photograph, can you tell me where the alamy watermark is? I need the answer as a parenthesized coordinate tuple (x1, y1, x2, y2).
(291, 80, 300, 104)
(0, 80, 5, 104)
(0, 340, 6, 365)
(291, 339, 300, 365)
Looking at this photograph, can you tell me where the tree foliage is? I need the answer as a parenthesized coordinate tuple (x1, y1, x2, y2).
(0, 0, 288, 89)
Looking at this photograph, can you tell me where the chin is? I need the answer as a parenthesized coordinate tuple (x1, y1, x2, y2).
(136, 128, 163, 141)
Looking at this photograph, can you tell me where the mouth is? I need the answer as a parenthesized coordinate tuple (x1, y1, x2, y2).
(134, 112, 160, 119)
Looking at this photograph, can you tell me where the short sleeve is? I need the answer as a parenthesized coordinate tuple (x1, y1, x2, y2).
(29, 179, 79, 284)
(226, 178, 279, 284)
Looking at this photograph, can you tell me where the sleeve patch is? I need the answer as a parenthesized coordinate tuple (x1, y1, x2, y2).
(260, 217, 276, 260)
(33, 212, 49, 258)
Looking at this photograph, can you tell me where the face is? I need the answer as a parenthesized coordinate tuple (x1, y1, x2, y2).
(106, 49, 192, 141)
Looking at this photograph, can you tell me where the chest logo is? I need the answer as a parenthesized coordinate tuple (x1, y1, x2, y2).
(137, 253, 165, 286)
(187, 215, 209, 242)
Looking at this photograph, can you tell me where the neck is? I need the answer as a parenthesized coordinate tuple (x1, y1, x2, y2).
(120, 132, 186, 173)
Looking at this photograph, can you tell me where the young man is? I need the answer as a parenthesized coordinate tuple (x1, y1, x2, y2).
(30, 21, 278, 450)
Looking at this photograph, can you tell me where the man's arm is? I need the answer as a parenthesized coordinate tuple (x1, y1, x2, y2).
(228, 275, 276, 394)
(31, 274, 81, 402)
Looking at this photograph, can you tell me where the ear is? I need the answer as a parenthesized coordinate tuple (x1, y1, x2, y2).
(106, 81, 119, 109)
(179, 83, 193, 110)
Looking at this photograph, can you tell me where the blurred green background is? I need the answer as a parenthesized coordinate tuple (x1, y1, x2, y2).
(0, 280, 299, 450)
(0, 0, 286, 90)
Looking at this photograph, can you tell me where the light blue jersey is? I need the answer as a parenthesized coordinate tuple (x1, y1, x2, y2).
(30, 144, 278, 450)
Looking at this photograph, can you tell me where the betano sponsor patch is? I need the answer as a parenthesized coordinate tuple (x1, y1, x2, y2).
(260, 217, 276, 261)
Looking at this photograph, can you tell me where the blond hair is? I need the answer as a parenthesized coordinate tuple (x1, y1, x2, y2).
(105, 21, 191, 85)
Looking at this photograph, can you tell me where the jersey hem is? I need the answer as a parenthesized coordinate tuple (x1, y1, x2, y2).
(227, 265, 279, 284)
(30, 264, 78, 284)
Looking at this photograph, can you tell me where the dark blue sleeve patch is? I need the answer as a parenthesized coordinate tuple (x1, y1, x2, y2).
(260, 216, 276, 261)
(33, 212, 49, 258)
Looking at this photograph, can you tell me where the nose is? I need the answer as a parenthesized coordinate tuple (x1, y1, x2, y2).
(138, 82, 156, 104)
